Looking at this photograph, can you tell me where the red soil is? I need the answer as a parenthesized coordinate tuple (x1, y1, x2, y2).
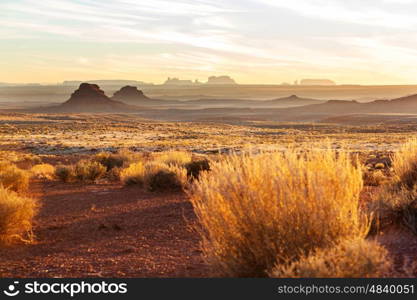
(0, 180, 208, 278)
(0, 179, 416, 278)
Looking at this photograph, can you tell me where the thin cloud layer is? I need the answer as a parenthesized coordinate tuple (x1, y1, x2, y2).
(1, 0, 417, 84)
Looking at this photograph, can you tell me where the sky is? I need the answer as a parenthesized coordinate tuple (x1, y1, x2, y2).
(1, 0, 417, 85)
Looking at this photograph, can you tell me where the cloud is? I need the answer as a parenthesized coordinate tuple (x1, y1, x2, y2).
(1, 0, 417, 84)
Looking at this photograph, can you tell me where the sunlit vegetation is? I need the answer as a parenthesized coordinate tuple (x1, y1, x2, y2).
(31, 163, 55, 180)
(271, 238, 391, 278)
(0, 186, 37, 244)
(188, 147, 369, 277)
(369, 139, 417, 234)
(0, 162, 30, 193)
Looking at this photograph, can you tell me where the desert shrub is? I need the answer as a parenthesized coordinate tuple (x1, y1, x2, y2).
(144, 163, 187, 192)
(120, 162, 145, 185)
(368, 140, 417, 234)
(0, 162, 30, 193)
(188, 148, 367, 277)
(363, 169, 387, 186)
(31, 163, 55, 180)
(156, 151, 192, 166)
(74, 160, 106, 182)
(121, 161, 187, 191)
(185, 159, 210, 179)
(93, 150, 140, 171)
(25, 154, 42, 166)
(392, 139, 417, 189)
(368, 186, 417, 234)
(107, 166, 122, 182)
(271, 238, 391, 278)
(0, 186, 38, 244)
(54, 165, 75, 182)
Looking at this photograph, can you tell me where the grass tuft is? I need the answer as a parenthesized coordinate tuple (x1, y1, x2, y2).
(31, 163, 55, 180)
(0, 186, 38, 244)
(0, 162, 30, 193)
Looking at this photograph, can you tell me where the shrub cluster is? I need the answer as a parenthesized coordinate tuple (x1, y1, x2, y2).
(0, 162, 30, 193)
(369, 139, 417, 234)
(120, 151, 207, 192)
(0, 186, 38, 244)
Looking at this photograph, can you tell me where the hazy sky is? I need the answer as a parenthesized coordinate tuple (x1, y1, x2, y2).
(1, 0, 417, 84)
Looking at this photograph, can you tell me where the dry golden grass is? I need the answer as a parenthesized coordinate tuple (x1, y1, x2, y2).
(93, 150, 142, 171)
(120, 161, 145, 185)
(74, 160, 106, 182)
(188, 148, 368, 277)
(143, 162, 187, 192)
(368, 139, 417, 234)
(363, 169, 387, 186)
(0, 186, 38, 244)
(392, 138, 417, 189)
(121, 161, 187, 192)
(54, 165, 74, 182)
(369, 186, 417, 234)
(0, 162, 30, 193)
(271, 238, 391, 278)
(31, 163, 55, 180)
(156, 151, 192, 166)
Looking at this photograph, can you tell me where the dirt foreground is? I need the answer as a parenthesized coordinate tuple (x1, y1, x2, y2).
(0, 180, 208, 277)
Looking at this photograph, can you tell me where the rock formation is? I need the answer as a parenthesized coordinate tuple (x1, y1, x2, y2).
(112, 86, 150, 104)
(56, 83, 139, 112)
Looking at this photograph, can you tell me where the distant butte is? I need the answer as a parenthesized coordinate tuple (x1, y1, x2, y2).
(53, 83, 140, 112)
(112, 86, 150, 104)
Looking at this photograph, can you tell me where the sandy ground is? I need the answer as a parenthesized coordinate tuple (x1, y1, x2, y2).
(0, 179, 416, 278)
(0, 180, 208, 278)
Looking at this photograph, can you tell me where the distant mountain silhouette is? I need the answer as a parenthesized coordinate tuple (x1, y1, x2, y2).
(183, 94, 324, 108)
(47, 83, 141, 112)
(261, 95, 323, 106)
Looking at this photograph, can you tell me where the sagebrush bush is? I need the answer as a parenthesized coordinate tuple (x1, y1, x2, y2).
(363, 169, 387, 186)
(107, 166, 122, 182)
(156, 151, 192, 166)
(271, 238, 391, 278)
(189, 148, 368, 277)
(74, 160, 106, 182)
(368, 186, 417, 234)
(121, 161, 187, 191)
(54, 165, 74, 182)
(392, 139, 417, 189)
(185, 159, 210, 179)
(120, 162, 145, 185)
(31, 163, 55, 180)
(0, 162, 30, 192)
(368, 139, 417, 234)
(0, 186, 38, 244)
(93, 150, 140, 171)
(144, 163, 187, 192)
